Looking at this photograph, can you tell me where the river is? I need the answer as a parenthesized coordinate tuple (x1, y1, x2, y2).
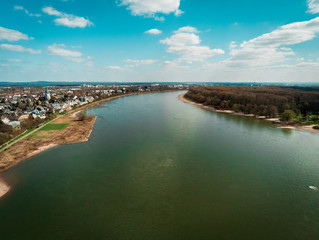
(0, 91, 319, 240)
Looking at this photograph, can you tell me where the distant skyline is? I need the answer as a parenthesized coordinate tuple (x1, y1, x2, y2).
(1, 0, 319, 82)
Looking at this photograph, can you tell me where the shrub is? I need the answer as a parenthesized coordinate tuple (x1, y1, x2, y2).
(280, 110, 296, 122)
(77, 112, 88, 121)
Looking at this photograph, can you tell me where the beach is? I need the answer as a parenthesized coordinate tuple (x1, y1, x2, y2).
(0, 179, 9, 198)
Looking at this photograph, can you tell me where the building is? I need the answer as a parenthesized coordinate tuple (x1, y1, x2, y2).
(45, 87, 51, 101)
(7, 121, 21, 129)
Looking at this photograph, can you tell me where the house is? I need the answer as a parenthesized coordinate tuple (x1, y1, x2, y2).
(7, 121, 21, 129)
(78, 97, 88, 105)
(1, 116, 10, 124)
(86, 96, 94, 102)
(18, 114, 29, 121)
(31, 109, 46, 119)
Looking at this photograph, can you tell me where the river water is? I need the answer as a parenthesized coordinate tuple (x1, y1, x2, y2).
(0, 91, 319, 240)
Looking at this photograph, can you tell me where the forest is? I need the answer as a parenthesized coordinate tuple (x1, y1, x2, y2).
(185, 86, 319, 124)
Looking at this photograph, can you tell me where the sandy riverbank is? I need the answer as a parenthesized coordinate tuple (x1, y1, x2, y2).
(179, 94, 319, 134)
(0, 179, 9, 198)
(0, 116, 97, 173)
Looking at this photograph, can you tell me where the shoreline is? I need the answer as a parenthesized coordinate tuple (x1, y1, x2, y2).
(0, 179, 9, 198)
(0, 91, 179, 199)
(0, 92, 160, 171)
(178, 94, 319, 134)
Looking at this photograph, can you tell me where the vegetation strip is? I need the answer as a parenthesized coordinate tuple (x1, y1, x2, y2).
(184, 86, 319, 128)
(179, 92, 319, 134)
(40, 123, 69, 131)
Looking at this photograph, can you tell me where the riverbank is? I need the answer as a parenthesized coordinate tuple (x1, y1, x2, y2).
(0, 91, 179, 199)
(0, 115, 97, 172)
(179, 94, 319, 134)
(0, 92, 161, 171)
(0, 179, 9, 198)
(0, 116, 96, 199)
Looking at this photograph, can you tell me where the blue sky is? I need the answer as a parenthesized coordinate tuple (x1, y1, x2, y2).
(1, 0, 319, 82)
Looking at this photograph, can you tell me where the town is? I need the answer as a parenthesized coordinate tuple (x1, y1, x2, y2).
(0, 83, 189, 145)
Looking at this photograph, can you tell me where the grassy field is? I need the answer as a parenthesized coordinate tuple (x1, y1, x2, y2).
(40, 123, 69, 131)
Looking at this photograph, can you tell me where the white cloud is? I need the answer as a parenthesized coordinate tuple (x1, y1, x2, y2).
(160, 26, 224, 63)
(118, 0, 183, 19)
(174, 26, 199, 34)
(42, 6, 62, 16)
(107, 66, 125, 70)
(0, 44, 41, 54)
(280, 47, 293, 51)
(54, 17, 92, 28)
(107, 59, 156, 70)
(154, 16, 165, 21)
(295, 61, 319, 68)
(161, 33, 201, 46)
(307, 0, 319, 14)
(125, 59, 157, 67)
(14, 5, 41, 17)
(240, 17, 319, 48)
(85, 61, 94, 67)
(0, 27, 33, 41)
(42, 6, 93, 28)
(47, 44, 90, 62)
(7, 59, 22, 63)
(174, 9, 184, 17)
(226, 17, 319, 67)
(145, 28, 162, 35)
(14, 6, 23, 11)
(162, 60, 189, 69)
(47, 44, 81, 58)
(226, 47, 294, 67)
(229, 41, 237, 49)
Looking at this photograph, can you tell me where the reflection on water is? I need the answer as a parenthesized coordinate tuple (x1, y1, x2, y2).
(0, 91, 319, 240)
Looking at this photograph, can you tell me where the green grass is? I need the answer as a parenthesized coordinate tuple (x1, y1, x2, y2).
(40, 123, 69, 131)
(16, 129, 35, 139)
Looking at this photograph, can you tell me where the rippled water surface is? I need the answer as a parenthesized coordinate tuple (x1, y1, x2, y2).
(1, 91, 319, 240)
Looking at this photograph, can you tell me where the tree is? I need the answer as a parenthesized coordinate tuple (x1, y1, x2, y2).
(267, 105, 278, 118)
(77, 112, 88, 121)
(280, 110, 296, 122)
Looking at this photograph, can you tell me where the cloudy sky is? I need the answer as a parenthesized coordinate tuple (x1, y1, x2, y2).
(1, 0, 319, 82)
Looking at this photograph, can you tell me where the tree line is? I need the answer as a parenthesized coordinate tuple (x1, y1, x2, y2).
(185, 86, 319, 122)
